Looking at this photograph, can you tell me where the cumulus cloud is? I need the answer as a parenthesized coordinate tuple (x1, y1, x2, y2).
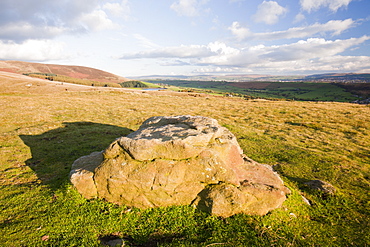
(120, 41, 241, 60)
(294, 13, 306, 23)
(229, 19, 355, 41)
(260, 36, 369, 62)
(314, 55, 370, 72)
(228, 22, 251, 41)
(0, 22, 67, 42)
(120, 36, 370, 74)
(80, 9, 120, 31)
(120, 43, 218, 59)
(253, 1, 288, 25)
(103, 0, 131, 19)
(0, 0, 117, 42)
(0, 40, 69, 61)
(170, 0, 209, 17)
(300, 0, 353, 12)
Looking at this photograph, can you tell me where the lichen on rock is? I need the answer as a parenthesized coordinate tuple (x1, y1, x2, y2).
(70, 115, 290, 217)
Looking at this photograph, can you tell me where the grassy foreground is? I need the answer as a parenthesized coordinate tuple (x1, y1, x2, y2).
(1, 74, 369, 246)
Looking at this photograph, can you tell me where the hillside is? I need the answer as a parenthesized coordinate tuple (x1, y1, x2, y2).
(304, 73, 370, 83)
(0, 71, 369, 246)
(145, 79, 358, 102)
(0, 60, 129, 84)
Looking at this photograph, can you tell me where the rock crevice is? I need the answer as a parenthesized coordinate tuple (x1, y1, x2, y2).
(70, 115, 290, 217)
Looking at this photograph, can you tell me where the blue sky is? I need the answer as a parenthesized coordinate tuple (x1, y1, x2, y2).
(0, 0, 369, 77)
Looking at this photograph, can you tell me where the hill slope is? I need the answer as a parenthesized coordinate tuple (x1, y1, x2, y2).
(0, 60, 129, 84)
(304, 73, 370, 83)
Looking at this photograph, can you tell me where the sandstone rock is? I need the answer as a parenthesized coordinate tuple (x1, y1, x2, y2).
(70, 115, 290, 217)
(70, 151, 103, 199)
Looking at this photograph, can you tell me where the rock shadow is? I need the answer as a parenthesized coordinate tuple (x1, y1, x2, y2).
(20, 122, 132, 189)
(99, 232, 188, 247)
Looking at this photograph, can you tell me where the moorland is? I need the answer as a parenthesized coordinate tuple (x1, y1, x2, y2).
(144, 75, 370, 102)
(0, 64, 369, 246)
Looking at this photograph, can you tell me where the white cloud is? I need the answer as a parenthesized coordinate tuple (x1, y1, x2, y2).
(300, 0, 353, 12)
(315, 55, 370, 72)
(194, 66, 241, 74)
(120, 41, 240, 60)
(0, 0, 118, 41)
(0, 22, 67, 41)
(228, 22, 251, 41)
(0, 40, 69, 61)
(261, 36, 369, 62)
(294, 13, 306, 23)
(103, 0, 131, 19)
(253, 1, 288, 25)
(119, 35, 370, 74)
(120, 44, 216, 59)
(198, 36, 370, 74)
(170, 0, 209, 17)
(80, 9, 120, 31)
(120, 36, 369, 63)
(229, 19, 355, 41)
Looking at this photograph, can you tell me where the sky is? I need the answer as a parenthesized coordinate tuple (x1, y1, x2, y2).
(0, 0, 370, 77)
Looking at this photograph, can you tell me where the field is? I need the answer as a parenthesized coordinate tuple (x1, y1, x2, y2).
(1, 71, 370, 246)
(147, 80, 358, 102)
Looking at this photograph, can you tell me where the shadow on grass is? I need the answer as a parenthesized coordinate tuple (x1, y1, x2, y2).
(20, 122, 132, 190)
(99, 232, 189, 247)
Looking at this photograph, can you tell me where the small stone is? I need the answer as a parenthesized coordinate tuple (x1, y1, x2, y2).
(41, 235, 49, 241)
(301, 195, 311, 206)
(105, 238, 125, 247)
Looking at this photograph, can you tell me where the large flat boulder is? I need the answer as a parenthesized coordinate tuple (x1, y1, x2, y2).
(70, 115, 290, 217)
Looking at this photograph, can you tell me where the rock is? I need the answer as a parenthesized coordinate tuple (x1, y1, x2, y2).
(70, 115, 290, 217)
(304, 180, 336, 195)
(104, 238, 125, 247)
(69, 151, 103, 199)
(301, 195, 311, 206)
(99, 235, 127, 247)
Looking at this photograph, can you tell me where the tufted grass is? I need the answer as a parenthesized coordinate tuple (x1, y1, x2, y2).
(1, 75, 369, 246)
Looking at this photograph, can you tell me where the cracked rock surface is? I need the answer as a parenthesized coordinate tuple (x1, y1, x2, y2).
(70, 115, 290, 217)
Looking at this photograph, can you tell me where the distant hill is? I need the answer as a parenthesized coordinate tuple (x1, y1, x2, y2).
(132, 74, 304, 82)
(133, 73, 370, 83)
(303, 73, 370, 83)
(0, 60, 129, 84)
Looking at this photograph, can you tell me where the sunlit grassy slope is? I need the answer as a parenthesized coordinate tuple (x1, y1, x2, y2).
(1, 72, 369, 246)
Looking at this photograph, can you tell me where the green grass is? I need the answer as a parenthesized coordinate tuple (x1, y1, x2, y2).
(1, 87, 369, 246)
(146, 80, 358, 102)
(120, 80, 161, 88)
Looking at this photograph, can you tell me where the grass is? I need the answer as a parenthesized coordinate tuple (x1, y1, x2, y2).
(1, 75, 370, 246)
(146, 80, 358, 102)
(25, 73, 122, 88)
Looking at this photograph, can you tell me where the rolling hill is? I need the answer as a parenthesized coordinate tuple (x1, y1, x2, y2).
(0, 60, 129, 84)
